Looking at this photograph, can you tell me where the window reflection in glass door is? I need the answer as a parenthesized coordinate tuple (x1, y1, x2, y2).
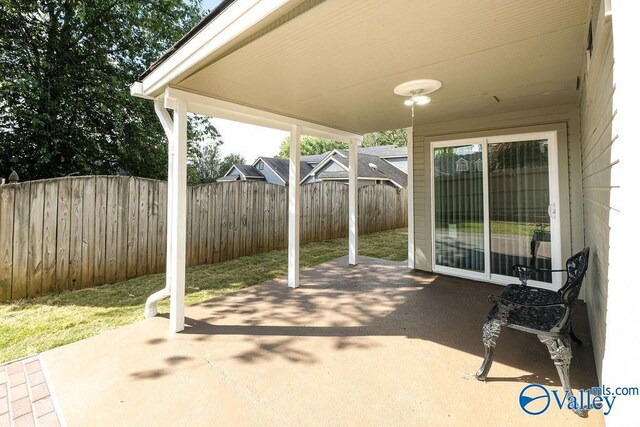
(433, 144, 485, 273)
(488, 140, 552, 283)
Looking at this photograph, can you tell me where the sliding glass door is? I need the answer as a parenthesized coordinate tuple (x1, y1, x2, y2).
(431, 132, 561, 288)
(433, 142, 486, 277)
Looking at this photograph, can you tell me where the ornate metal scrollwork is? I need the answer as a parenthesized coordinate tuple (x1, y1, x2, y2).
(538, 335, 572, 367)
(481, 318, 502, 348)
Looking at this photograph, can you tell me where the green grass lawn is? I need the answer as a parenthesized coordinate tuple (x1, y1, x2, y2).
(0, 228, 408, 364)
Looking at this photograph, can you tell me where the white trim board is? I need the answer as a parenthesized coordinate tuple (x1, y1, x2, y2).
(160, 87, 363, 143)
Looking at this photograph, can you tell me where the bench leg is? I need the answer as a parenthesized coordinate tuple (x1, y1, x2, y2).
(538, 335, 586, 417)
(476, 318, 502, 381)
(569, 324, 583, 346)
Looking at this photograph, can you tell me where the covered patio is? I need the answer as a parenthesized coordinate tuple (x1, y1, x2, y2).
(41, 257, 602, 425)
(121, 0, 638, 423)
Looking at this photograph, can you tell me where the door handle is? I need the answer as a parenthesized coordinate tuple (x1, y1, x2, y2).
(548, 203, 557, 219)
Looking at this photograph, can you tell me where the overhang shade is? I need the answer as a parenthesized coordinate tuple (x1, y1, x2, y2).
(133, 0, 587, 134)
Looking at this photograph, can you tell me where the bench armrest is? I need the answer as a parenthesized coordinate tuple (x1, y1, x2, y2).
(512, 264, 567, 286)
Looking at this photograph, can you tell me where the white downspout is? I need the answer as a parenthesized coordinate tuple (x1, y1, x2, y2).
(145, 100, 174, 318)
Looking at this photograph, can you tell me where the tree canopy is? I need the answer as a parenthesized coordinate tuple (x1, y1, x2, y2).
(276, 136, 348, 159)
(362, 129, 407, 147)
(275, 129, 407, 159)
(0, 0, 226, 181)
(189, 149, 244, 184)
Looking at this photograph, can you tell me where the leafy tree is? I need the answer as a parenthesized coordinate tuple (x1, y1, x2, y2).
(362, 129, 407, 147)
(218, 153, 245, 178)
(276, 136, 347, 159)
(275, 129, 408, 159)
(0, 0, 217, 180)
(189, 146, 244, 184)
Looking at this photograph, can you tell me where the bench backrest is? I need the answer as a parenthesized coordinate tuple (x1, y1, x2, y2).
(558, 247, 590, 305)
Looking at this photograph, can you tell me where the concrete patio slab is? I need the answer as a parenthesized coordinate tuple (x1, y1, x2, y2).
(41, 256, 603, 426)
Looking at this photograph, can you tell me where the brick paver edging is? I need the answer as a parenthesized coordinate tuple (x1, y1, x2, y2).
(0, 356, 63, 427)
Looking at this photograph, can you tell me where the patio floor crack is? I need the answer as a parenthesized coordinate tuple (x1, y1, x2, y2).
(200, 350, 290, 426)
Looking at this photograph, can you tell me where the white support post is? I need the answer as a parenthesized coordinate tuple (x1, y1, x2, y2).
(349, 138, 359, 265)
(288, 125, 301, 288)
(168, 97, 188, 333)
(406, 127, 415, 269)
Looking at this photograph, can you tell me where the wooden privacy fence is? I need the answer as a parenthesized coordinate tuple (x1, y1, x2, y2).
(0, 177, 407, 301)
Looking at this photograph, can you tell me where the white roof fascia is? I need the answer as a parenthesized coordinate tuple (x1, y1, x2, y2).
(223, 164, 241, 177)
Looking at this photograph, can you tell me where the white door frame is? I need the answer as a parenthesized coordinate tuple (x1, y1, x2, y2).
(430, 130, 562, 290)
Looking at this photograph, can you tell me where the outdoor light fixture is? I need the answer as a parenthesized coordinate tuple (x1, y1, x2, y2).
(394, 79, 441, 107)
(402, 92, 431, 107)
(394, 79, 442, 122)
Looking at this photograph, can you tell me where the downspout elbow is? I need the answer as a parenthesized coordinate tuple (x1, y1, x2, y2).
(145, 287, 170, 318)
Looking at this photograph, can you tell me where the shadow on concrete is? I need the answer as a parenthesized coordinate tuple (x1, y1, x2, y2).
(145, 256, 597, 391)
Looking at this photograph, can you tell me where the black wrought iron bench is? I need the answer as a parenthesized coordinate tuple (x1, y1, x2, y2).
(475, 248, 590, 415)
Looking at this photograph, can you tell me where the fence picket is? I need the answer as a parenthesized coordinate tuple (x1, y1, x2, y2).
(105, 177, 119, 283)
(55, 179, 71, 291)
(42, 180, 58, 295)
(94, 177, 108, 285)
(0, 185, 15, 301)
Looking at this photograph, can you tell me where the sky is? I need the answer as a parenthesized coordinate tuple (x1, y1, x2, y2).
(192, 0, 287, 164)
(201, 0, 224, 12)
(212, 119, 288, 164)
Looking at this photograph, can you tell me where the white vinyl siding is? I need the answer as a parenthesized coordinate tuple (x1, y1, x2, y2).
(580, 1, 613, 381)
(255, 159, 286, 186)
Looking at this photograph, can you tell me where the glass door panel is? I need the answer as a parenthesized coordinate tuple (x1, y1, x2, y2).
(433, 144, 485, 273)
(488, 140, 552, 283)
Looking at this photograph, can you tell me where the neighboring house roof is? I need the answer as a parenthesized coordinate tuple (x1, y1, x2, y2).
(257, 157, 314, 185)
(303, 149, 408, 188)
(358, 146, 407, 158)
(218, 164, 265, 182)
(300, 153, 327, 164)
(217, 175, 240, 182)
(233, 164, 264, 178)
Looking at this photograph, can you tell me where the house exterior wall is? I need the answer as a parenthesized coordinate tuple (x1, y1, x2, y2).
(583, 5, 640, 421)
(580, 0, 612, 382)
(411, 105, 583, 280)
(254, 159, 285, 185)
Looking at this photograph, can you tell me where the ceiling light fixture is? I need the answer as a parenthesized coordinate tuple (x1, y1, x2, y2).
(394, 79, 442, 123)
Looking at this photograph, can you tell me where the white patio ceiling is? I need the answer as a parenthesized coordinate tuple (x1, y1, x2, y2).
(155, 0, 588, 134)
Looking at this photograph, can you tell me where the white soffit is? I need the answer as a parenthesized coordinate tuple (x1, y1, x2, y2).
(171, 0, 588, 133)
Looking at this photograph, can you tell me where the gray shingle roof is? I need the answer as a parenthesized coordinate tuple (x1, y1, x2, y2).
(260, 157, 314, 185)
(358, 146, 407, 158)
(234, 164, 264, 178)
(300, 153, 328, 164)
(323, 150, 407, 187)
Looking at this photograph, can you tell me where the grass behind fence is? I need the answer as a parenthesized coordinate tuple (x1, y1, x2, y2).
(0, 228, 408, 364)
